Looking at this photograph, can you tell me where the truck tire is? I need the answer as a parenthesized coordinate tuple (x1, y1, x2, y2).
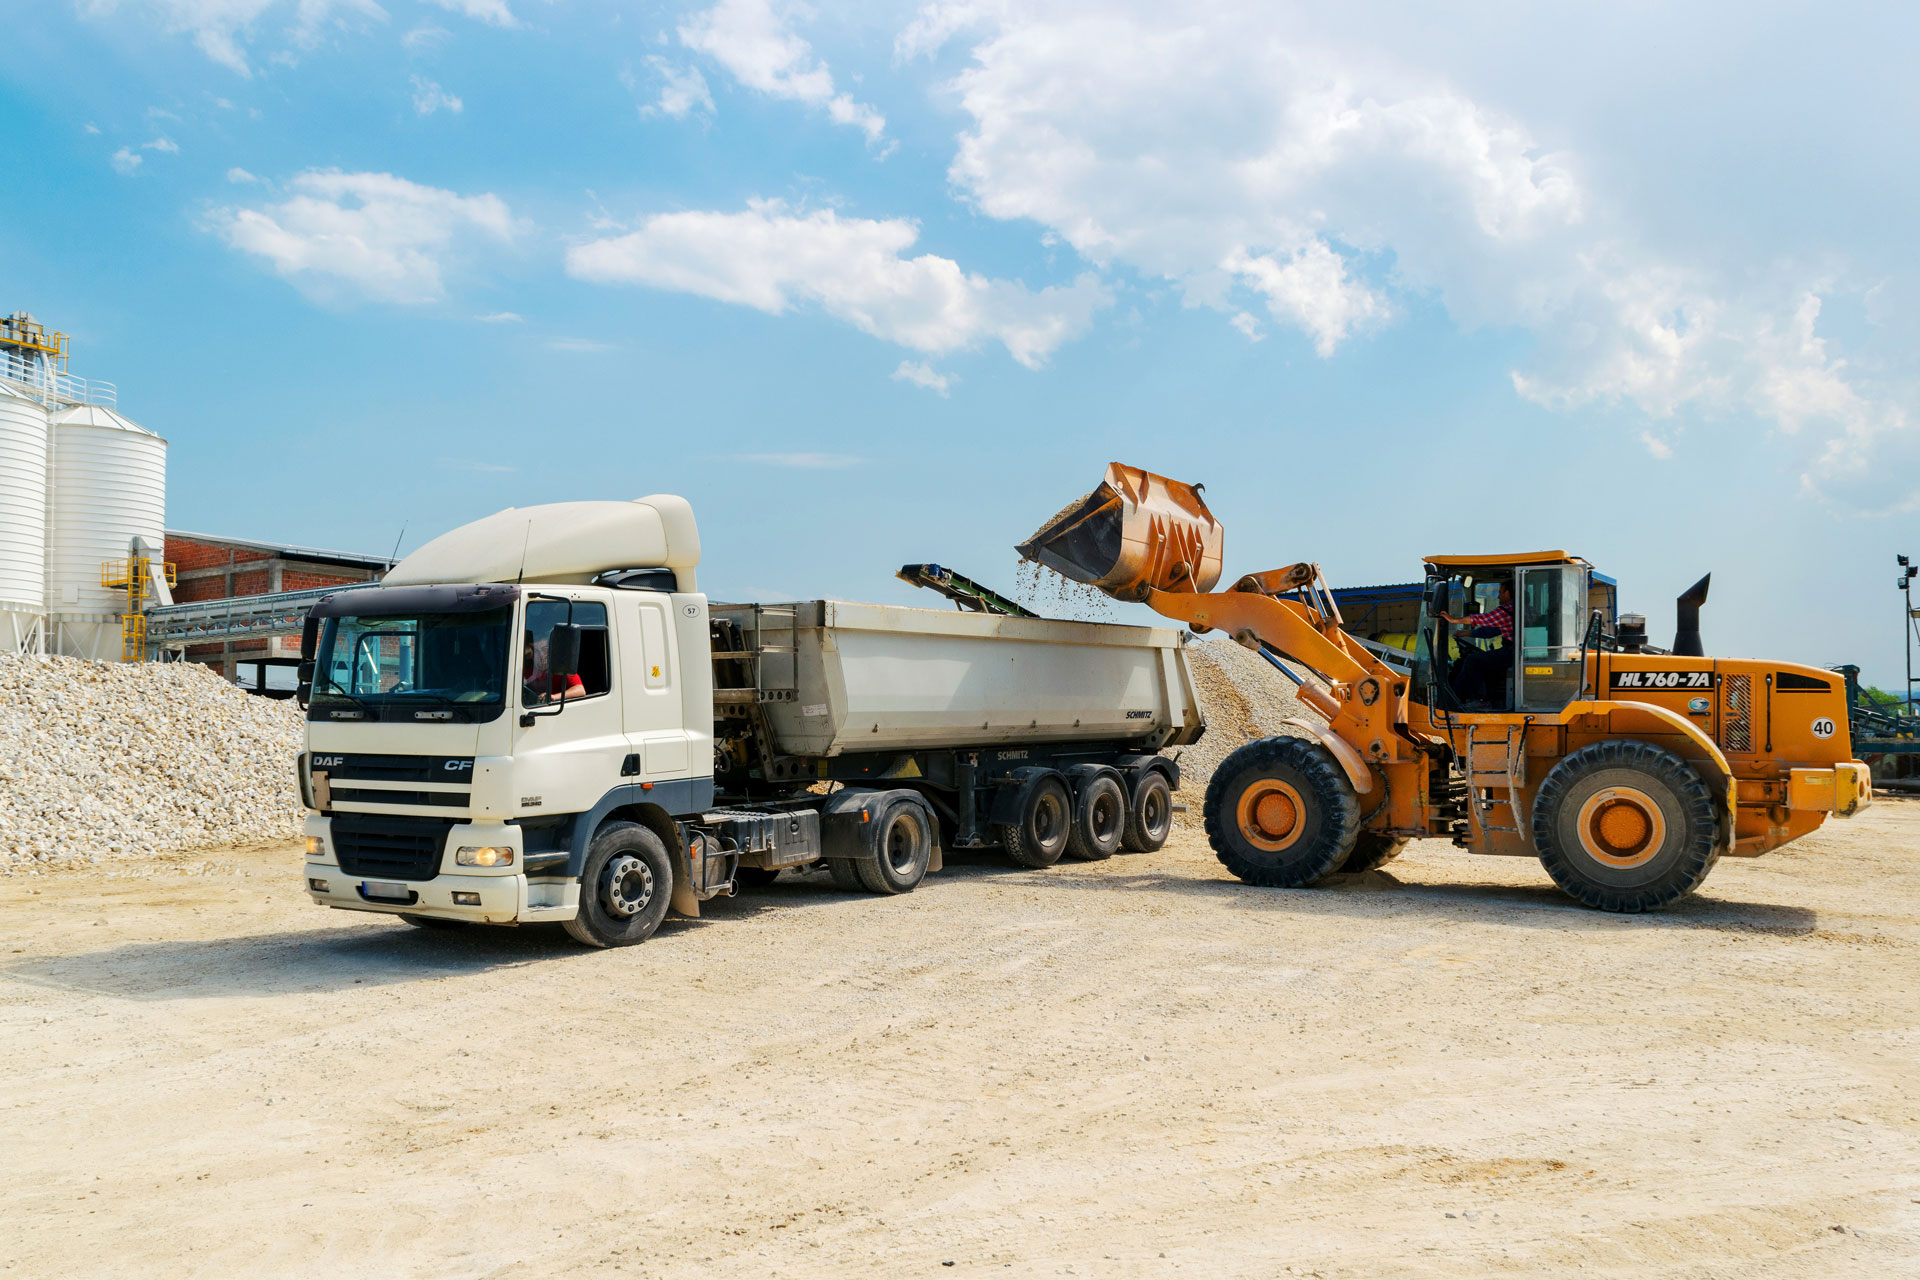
(855, 797, 934, 894)
(1121, 772, 1174, 853)
(1337, 832, 1408, 874)
(398, 914, 467, 930)
(564, 821, 674, 948)
(1531, 740, 1721, 912)
(995, 776, 1072, 869)
(1204, 736, 1359, 888)
(1065, 773, 1127, 861)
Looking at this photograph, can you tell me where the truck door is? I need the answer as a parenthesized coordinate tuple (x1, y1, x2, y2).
(514, 597, 625, 815)
(616, 593, 692, 779)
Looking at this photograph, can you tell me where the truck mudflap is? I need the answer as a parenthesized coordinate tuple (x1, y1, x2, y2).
(1788, 762, 1873, 818)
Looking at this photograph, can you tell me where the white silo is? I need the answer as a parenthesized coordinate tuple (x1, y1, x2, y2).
(0, 381, 49, 653)
(47, 404, 167, 661)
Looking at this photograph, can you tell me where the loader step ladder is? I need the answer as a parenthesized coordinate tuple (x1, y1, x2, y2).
(1461, 721, 1529, 837)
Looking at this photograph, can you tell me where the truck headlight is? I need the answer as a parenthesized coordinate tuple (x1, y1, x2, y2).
(456, 846, 514, 867)
(304, 836, 325, 858)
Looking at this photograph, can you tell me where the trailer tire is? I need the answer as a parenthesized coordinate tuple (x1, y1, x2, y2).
(1121, 771, 1174, 853)
(398, 914, 467, 930)
(1205, 736, 1359, 888)
(1532, 740, 1721, 912)
(564, 821, 674, 948)
(1066, 773, 1127, 861)
(1337, 831, 1408, 874)
(855, 797, 934, 894)
(995, 776, 1072, 869)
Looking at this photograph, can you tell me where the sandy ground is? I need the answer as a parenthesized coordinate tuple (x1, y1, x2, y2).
(4, 806, 1919, 1280)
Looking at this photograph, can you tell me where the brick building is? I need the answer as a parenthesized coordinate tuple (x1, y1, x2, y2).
(164, 531, 390, 677)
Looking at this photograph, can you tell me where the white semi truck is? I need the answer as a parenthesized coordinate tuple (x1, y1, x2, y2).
(297, 496, 1206, 946)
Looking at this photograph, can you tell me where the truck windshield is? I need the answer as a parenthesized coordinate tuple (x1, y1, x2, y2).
(310, 607, 512, 722)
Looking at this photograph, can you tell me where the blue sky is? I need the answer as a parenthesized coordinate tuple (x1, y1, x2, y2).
(5, 1, 1918, 685)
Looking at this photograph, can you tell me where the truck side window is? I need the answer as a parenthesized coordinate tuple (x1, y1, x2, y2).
(524, 600, 612, 704)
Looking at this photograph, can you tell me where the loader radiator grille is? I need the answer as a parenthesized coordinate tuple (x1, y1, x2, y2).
(330, 815, 455, 882)
(1721, 674, 1753, 753)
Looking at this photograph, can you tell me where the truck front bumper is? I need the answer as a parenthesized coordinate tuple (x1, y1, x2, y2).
(1788, 762, 1873, 818)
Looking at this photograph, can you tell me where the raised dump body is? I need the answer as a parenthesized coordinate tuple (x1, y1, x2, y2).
(711, 600, 1202, 757)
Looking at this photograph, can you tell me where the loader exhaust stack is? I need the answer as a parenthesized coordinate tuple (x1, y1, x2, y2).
(1015, 462, 1225, 602)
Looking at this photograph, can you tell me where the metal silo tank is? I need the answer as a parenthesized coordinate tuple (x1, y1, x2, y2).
(47, 404, 167, 661)
(0, 382, 49, 652)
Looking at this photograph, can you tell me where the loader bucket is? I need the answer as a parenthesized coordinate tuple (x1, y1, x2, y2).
(1016, 462, 1225, 601)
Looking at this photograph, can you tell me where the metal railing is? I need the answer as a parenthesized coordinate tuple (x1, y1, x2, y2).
(0, 348, 116, 408)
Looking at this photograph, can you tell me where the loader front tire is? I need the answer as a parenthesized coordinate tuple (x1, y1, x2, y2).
(1337, 831, 1408, 874)
(1205, 736, 1359, 888)
(1531, 740, 1721, 913)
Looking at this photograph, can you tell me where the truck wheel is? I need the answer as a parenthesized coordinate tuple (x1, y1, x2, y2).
(1531, 740, 1721, 912)
(855, 798, 933, 894)
(564, 821, 674, 948)
(995, 776, 1072, 868)
(1205, 736, 1359, 888)
(1121, 772, 1174, 852)
(1066, 774, 1127, 861)
(735, 866, 782, 888)
(398, 914, 467, 930)
(1337, 832, 1408, 874)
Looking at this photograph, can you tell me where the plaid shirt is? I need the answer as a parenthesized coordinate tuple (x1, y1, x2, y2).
(1461, 604, 1513, 642)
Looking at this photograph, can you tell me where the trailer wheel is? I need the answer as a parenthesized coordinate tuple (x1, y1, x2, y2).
(1121, 772, 1174, 853)
(398, 914, 467, 930)
(1531, 740, 1721, 912)
(1205, 736, 1359, 888)
(855, 798, 934, 894)
(1066, 773, 1127, 861)
(996, 776, 1072, 868)
(1337, 832, 1408, 874)
(564, 821, 674, 948)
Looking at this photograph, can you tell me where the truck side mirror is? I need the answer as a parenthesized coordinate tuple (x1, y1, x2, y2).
(547, 623, 581, 678)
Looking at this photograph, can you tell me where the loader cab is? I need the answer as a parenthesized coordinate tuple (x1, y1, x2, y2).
(1413, 553, 1594, 716)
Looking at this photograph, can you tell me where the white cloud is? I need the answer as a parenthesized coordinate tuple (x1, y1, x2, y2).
(421, 0, 516, 29)
(680, 0, 884, 143)
(566, 200, 1107, 368)
(892, 360, 954, 396)
(474, 310, 523, 323)
(411, 75, 463, 115)
(730, 452, 864, 468)
(80, 0, 387, 76)
(932, 0, 1914, 508)
(226, 167, 260, 183)
(643, 58, 714, 120)
(209, 169, 517, 304)
(110, 147, 142, 173)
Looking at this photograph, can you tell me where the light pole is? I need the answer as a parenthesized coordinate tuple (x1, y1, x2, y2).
(1902, 555, 1918, 715)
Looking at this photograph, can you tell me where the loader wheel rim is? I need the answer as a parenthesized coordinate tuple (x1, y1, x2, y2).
(1238, 779, 1306, 852)
(1576, 787, 1666, 867)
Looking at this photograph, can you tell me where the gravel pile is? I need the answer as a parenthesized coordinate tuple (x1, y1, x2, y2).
(1172, 636, 1324, 819)
(0, 655, 306, 873)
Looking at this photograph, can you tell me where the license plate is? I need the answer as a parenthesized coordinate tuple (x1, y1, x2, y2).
(362, 880, 410, 901)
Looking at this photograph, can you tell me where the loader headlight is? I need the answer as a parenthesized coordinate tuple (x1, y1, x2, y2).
(456, 846, 514, 867)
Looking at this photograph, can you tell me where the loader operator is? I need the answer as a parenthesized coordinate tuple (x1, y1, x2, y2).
(1439, 581, 1513, 707)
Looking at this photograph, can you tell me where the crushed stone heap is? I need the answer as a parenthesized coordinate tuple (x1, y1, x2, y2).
(0, 655, 306, 873)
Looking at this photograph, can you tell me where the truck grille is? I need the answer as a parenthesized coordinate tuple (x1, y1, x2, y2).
(330, 815, 455, 881)
(1721, 674, 1752, 752)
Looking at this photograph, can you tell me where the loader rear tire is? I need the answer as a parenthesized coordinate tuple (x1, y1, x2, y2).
(996, 776, 1072, 869)
(1204, 736, 1359, 888)
(1337, 831, 1408, 874)
(1121, 772, 1174, 853)
(1065, 773, 1127, 861)
(1531, 740, 1721, 912)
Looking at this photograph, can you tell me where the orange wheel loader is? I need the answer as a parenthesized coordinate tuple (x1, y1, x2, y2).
(1019, 463, 1872, 912)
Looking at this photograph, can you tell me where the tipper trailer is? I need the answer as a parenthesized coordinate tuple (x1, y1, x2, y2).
(297, 497, 1205, 946)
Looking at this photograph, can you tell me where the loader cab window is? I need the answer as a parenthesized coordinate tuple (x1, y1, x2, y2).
(523, 599, 611, 706)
